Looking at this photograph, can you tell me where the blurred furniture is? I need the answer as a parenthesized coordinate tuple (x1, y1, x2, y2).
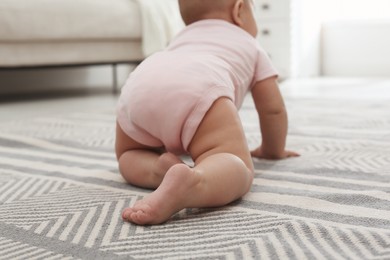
(255, 0, 324, 78)
(0, 0, 144, 93)
(255, 0, 291, 78)
(322, 20, 390, 77)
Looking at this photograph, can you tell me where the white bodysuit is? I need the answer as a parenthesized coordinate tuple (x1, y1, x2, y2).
(117, 19, 278, 155)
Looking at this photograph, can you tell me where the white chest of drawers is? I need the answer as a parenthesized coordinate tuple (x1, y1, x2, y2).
(254, 0, 291, 79)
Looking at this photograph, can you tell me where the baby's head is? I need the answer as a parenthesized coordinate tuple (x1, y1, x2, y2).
(178, 0, 257, 37)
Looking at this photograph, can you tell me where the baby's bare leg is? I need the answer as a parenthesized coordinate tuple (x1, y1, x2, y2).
(118, 151, 182, 189)
(116, 122, 182, 189)
(122, 98, 254, 225)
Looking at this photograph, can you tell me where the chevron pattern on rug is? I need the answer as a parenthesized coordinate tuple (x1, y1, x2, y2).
(0, 95, 389, 259)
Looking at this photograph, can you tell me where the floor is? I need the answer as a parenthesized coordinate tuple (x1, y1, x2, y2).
(0, 90, 118, 123)
(281, 77, 390, 100)
(0, 77, 389, 124)
(2, 77, 390, 259)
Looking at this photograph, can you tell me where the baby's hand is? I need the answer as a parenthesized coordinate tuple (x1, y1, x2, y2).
(250, 146, 300, 160)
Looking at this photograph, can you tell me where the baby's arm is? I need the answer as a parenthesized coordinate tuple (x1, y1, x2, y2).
(250, 76, 299, 160)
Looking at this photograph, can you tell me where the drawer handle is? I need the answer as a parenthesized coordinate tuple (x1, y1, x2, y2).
(261, 3, 270, 10)
(262, 29, 270, 36)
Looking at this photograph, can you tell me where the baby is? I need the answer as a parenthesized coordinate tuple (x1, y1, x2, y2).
(116, 0, 299, 225)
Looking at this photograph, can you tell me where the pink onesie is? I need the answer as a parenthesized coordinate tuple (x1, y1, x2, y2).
(117, 19, 278, 155)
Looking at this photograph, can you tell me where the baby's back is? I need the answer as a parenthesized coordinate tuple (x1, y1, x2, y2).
(127, 19, 260, 108)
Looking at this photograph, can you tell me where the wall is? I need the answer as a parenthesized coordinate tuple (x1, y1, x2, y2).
(291, 0, 325, 77)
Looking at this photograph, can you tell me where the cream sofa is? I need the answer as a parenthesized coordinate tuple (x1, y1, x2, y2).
(0, 0, 145, 66)
(0, 0, 145, 92)
(0, 0, 184, 92)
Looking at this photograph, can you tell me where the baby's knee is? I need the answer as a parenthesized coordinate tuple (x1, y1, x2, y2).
(240, 166, 254, 196)
(117, 152, 141, 185)
(117, 154, 130, 180)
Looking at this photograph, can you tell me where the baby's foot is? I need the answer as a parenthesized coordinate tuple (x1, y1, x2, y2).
(122, 164, 200, 225)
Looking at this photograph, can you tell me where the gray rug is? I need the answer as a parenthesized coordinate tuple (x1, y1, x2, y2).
(0, 92, 390, 259)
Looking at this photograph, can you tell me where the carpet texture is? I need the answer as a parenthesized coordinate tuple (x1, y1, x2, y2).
(0, 93, 389, 259)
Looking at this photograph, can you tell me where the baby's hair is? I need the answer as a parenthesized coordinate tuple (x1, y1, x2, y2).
(178, 0, 236, 25)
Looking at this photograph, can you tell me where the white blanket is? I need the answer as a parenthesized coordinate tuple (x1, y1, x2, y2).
(136, 0, 185, 56)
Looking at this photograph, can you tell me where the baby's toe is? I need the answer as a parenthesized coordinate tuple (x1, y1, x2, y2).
(122, 208, 135, 221)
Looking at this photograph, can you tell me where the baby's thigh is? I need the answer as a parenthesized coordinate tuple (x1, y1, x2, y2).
(115, 121, 163, 159)
(188, 98, 253, 169)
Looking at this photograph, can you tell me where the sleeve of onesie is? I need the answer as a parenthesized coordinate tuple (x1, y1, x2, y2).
(251, 45, 279, 87)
